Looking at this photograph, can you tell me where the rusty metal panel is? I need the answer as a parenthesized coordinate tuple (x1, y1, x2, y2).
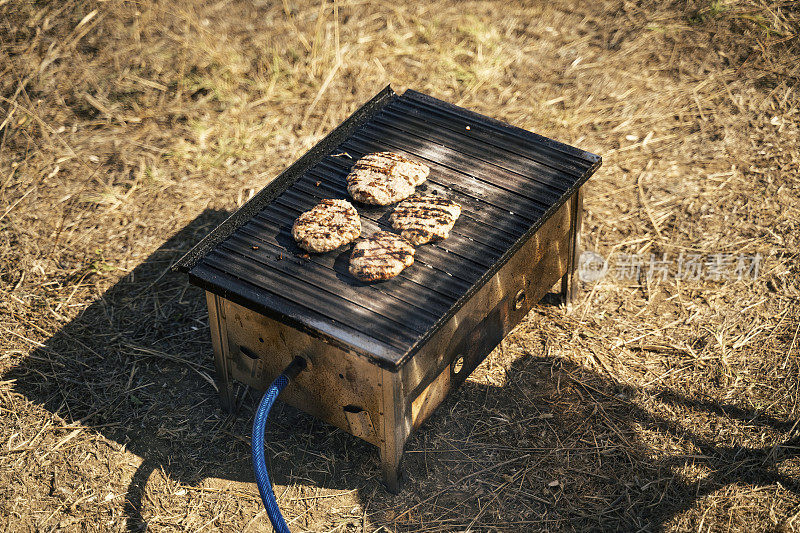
(218, 297, 384, 447)
(411, 363, 451, 429)
(400, 194, 574, 404)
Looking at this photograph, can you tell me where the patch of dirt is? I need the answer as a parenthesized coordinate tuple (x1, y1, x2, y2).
(1, 0, 799, 531)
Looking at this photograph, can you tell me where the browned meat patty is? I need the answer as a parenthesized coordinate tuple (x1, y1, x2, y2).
(292, 199, 361, 253)
(389, 195, 462, 245)
(349, 231, 415, 282)
(346, 152, 430, 205)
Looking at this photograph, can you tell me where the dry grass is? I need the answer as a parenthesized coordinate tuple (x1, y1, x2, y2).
(1, 0, 799, 531)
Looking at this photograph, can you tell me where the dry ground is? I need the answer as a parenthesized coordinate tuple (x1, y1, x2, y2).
(2, 0, 800, 531)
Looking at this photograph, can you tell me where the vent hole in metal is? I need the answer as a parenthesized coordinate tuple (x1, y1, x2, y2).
(452, 356, 464, 375)
(240, 346, 259, 360)
(514, 289, 526, 310)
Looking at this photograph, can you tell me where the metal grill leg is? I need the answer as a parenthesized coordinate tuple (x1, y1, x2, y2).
(380, 444, 404, 494)
(206, 292, 235, 412)
(213, 356, 235, 413)
(379, 368, 406, 494)
(561, 188, 583, 310)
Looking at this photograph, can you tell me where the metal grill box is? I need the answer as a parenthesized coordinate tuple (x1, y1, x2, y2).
(175, 86, 601, 491)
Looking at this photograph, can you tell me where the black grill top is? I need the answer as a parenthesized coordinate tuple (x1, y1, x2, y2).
(175, 86, 601, 368)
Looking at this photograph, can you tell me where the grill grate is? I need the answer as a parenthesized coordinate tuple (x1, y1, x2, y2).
(176, 87, 600, 367)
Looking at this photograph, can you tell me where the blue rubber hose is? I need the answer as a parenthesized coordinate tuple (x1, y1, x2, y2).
(252, 357, 307, 533)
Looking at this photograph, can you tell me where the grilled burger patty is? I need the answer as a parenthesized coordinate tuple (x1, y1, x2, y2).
(349, 231, 415, 282)
(356, 151, 429, 186)
(389, 195, 462, 245)
(292, 199, 361, 253)
(346, 152, 430, 205)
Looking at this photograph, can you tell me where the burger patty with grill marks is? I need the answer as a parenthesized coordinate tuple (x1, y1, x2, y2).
(349, 231, 415, 282)
(346, 152, 430, 205)
(292, 199, 361, 253)
(389, 195, 462, 245)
